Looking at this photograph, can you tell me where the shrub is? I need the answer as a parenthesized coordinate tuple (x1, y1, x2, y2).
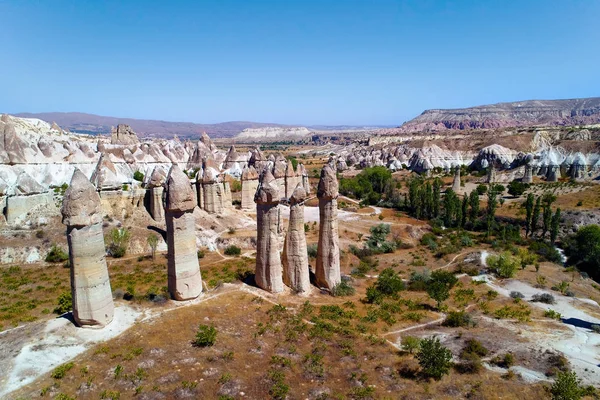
(456, 352, 482, 374)
(54, 291, 72, 314)
(408, 269, 431, 291)
(491, 353, 515, 368)
(545, 309, 562, 320)
(224, 245, 241, 256)
(461, 339, 488, 358)
(45, 245, 69, 263)
(108, 228, 130, 258)
(375, 268, 405, 296)
(476, 184, 487, 195)
(193, 324, 217, 347)
(133, 170, 144, 182)
(416, 337, 453, 380)
(331, 280, 356, 297)
(529, 241, 562, 264)
(197, 250, 205, 259)
(550, 370, 583, 400)
(486, 251, 519, 278)
(401, 336, 421, 354)
(443, 311, 475, 328)
(51, 362, 74, 379)
(531, 293, 556, 304)
(307, 244, 318, 258)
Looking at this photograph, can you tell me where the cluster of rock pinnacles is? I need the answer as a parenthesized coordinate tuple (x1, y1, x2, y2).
(61, 163, 340, 328)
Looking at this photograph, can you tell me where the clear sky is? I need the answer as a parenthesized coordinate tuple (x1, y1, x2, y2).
(2, 0, 599, 125)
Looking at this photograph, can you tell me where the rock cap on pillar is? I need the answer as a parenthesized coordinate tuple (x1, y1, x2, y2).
(290, 184, 307, 205)
(317, 164, 338, 199)
(285, 159, 296, 178)
(61, 169, 103, 226)
(166, 165, 196, 212)
(147, 166, 168, 189)
(255, 169, 280, 204)
(241, 165, 259, 181)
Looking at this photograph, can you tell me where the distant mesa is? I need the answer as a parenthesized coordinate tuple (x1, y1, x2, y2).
(393, 97, 600, 134)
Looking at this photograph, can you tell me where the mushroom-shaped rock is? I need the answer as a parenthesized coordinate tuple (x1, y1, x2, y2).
(147, 167, 168, 222)
(61, 169, 114, 327)
(316, 165, 341, 290)
(61, 170, 103, 227)
(165, 165, 203, 300)
(283, 184, 310, 294)
(166, 165, 196, 213)
(254, 169, 284, 293)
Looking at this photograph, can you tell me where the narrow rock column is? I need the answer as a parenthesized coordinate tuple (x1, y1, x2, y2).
(315, 165, 341, 290)
(283, 184, 310, 293)
(165, 165, 203, 300)
(547, 166, 559, 182)
(284, 159, 297, 199)
(452, 166, 461, 192)
(486, 165, 496, 183)
(298, 163, 311, 194)
(254, 169, 284, 293)
(147, 167, 167, 223)
(241, 166, 259, 210)
(61, 169, 114, 327)
(222, 179, 233, 208)
(273, 161, 287, 200)
(523, 165, 533, 183)
(202, 167, 224, 214)
(195, 169, 204, 210)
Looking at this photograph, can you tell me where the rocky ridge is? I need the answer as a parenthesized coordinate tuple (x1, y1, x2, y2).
(395, 97, 600, 134)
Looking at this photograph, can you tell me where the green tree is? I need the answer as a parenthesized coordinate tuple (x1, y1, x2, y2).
(460, 195, 468, 229)
(426, 270, 458, 309)
(486, 187, 499, 237)
(487, 251, 519, 278)
(432, 178, 441, 218)
(416, 337, 453, 380)
(147, 234, 159, 260)
(508, 180, 528, 197)
(108, 228, 131, 258)
(524, 194, 535, 237)
(550, 208, 561, 244)
(443, 189, 459, 227)
(531, 196, 541, 237)
(468, 191, 479, 225)
(550, 370, 583, 400)
(542, 204, 553, 240)
(564, 224, 600, 280)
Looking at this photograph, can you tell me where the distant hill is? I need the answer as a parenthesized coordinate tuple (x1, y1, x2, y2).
(395, 97, 600, 134)
(13, 112, 293, 139)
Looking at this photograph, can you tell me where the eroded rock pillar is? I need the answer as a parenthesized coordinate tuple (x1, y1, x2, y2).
(283, 184, 310, 294)
(254, 169, 284, 293)
(166, 165, 202, 300)
(452, 166, 461, 192)
(523, 165, 533, 183)
(61, 169, 114, 327)
(241, 166, 259, 210)
(315, 165, 341, 290)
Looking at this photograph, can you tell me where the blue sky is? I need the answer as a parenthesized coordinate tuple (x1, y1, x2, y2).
(1, 0, 599, 125)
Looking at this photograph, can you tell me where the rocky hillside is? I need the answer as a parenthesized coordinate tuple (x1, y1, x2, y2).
(13, 112, 292, 139)
(235, 126, 311, 141)
(396, 97, 600, 133)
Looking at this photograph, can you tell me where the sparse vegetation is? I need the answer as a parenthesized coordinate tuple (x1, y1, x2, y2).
(193, 324, 217, 347)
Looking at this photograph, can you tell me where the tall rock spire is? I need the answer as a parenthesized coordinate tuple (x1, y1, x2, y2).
(61, 169, 114, 327)
(315, 165, 341, 290)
